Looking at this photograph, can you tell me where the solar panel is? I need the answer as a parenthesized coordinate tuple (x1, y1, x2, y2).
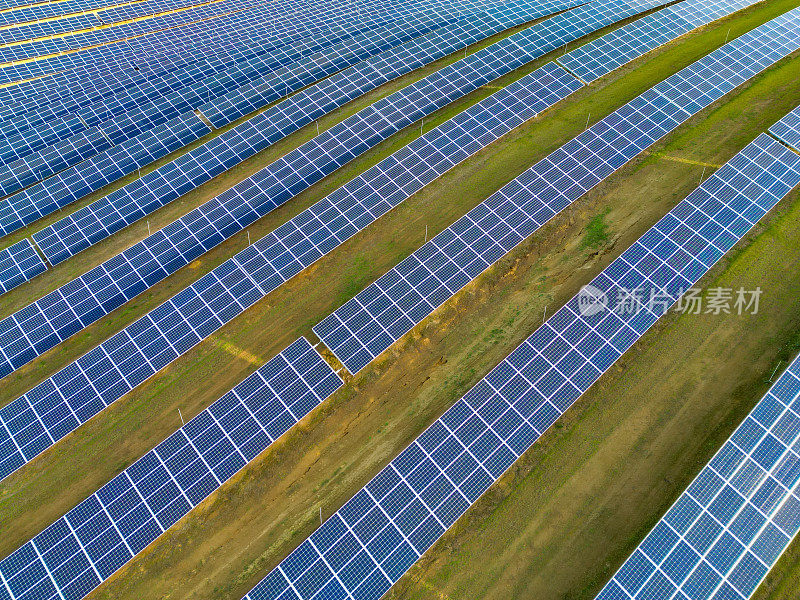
(0, 337, 343, 600)
(0, 0, 576, 238)
(769, 104, 800, 150)
(0, 239, 47, 295)
(23, 0, 668, 263)
(0, 0, 513, 160)
(558, 0, 757, 82)
(239, 120, 800, 600)
(0, 0, 504, 88)
(313, 9, 800, 374)
(2, 3, 796, 484)
(597, 359, 800, 598)
(5, 62, 580, 385)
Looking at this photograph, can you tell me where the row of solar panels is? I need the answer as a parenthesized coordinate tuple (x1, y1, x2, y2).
(245, 120, 800, 600)
(0, 0, 794, 511)
(1, 21, 799, 600)
(0, 1, 548, 300)
(0, 2, 515, 294)
(0, 0, 489, 84)
(0, 0, 266, 65)
(0, 0, 754, 380)
(0, 0, 673, 385)
(0, 0, 511, 178)
(594, 106, 800, 600)
(0, 0, 562, 230)
(0, 337, 345, 600)
(0, 0, 127, 26)
(0, 2, 453, 128)
(0, 12, 100, 45)
(0, 0, 218, 44)
(0, 0, 514, 181)
(0, 0, 335, 82)
(0, 0, 489, 120)
(0, 0, 494, 105)
(557, 0, 757, 81)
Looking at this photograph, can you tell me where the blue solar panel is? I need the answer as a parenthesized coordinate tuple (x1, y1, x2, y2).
(0, 337, 342, 600)
(0, 0, 518, 174)
(3, 61, 580, 387)
(0, 0, 577, 238)
(239, 113, 800, 600)
(2, 2, 796, 485)
(0, 239, 47, 295)
(29, 0, 662, 265)
(769, 104, 800, 150)
(558, 0, 757, 82)
(597, 358, 800, 599)
(313, 8, 800, 374)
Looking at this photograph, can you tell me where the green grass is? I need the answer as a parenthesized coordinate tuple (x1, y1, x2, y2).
(580, 207, 611, 249)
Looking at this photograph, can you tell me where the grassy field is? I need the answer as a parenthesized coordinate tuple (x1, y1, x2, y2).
(1, 1, 799, 599)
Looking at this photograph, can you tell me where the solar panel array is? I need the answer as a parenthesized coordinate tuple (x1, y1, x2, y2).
(0, 114, 89, 167)
(0, 64, 581, 483)
(0, 0, 565, 239)
(0, 111, 211, 231)
(0, 0, 430, 128)
(0, 0, 443, 110)
(0, 0, 473, 149)
(0, 12, 101, 44)
(0, 0, 263, 66)
(0, 337, 343, 600)
(0, 239, 47, 295)
(0, 0, 119, 26)
(2, 5, 797, 485)
(27, 0, 669, 265)
(239, 122, 800, 600)
(0, 0, 558, 210)
(596, 357, 800, 600)
(313, 9, 800, 374)
(558, 0, 758, 82)
(0, 0, 495, 86)
(769, 104, 800, 150)
(0, 0, 496, 153)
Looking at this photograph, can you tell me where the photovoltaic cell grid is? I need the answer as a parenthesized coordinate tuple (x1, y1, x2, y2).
(557, 0, 757, 82)
(0, 61, 579, 394)
(0, 111, 209, 233)
(313, 11, 800, 374)
(0, 65, 579, 481)
(197, 0, 560, 128)
(0, 0, 418, 120)
(0, 0, 562, 230)
(1, 0, 625, 375)
(769, 104, 800, 150)
(0, 113, 88, 167)
(0, 239, 46, 295)
(0, 0, 274, 67)
(0, 0, 507, 167)
(0, 0, 452, 112)
(29, 0, 660, 265)
(0, 337, 343, 600)
(0, 0, 493, 93)
(0, 0, 257, 68)
(596, 358, 800, 600)
(0, 0, 564, 236)
(1, 6, 797, 485)
(0, 8, 471, 232)
(239, 126, 800, 600)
